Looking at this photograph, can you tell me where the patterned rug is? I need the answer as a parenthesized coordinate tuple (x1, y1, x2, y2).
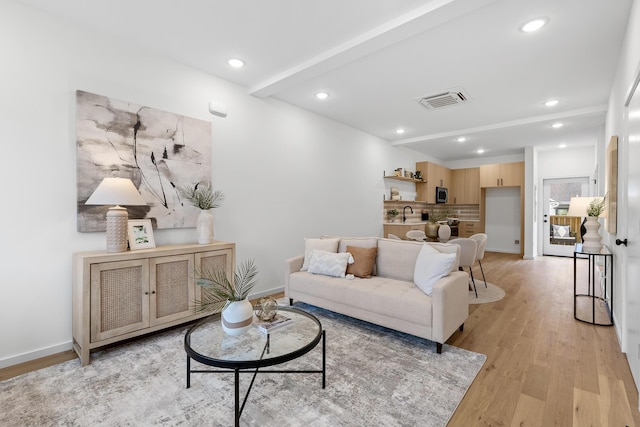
(469, 281, 505, 304)
(1, 303, 486, 427)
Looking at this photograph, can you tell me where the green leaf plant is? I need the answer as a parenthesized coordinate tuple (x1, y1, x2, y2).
(193, 259, 259, 314)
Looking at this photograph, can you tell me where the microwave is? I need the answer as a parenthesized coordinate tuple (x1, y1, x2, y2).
(436, 186, 448, 203)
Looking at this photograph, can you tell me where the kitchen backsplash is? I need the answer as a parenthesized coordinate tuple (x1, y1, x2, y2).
(383, 201, 480, 221)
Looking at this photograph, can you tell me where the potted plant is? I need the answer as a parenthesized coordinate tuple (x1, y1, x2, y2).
(179, 182, 225, 244)
(194, 259, 258, 336)
(388, 209, 399, 222)
(426, 208, 450, 239)
(586, 194, 607, 217)
(414, 170, 423, 181)
(583, 194, 607, 252)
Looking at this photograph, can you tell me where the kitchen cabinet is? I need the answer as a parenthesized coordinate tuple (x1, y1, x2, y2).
(458, 221, 481, 238)
(416, 161, 451, 203)
(73, 242, 235, 365)
(479, 162, 524, 187)
(449, 167, 480, 204)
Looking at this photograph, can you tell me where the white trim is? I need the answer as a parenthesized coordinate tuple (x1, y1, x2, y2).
(0, 341, 73, 369)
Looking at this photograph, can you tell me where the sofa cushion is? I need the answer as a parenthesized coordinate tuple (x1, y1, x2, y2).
(307, 250, 353, 278)
(321, 235, 379, 253)
(346, 245, 377, 278)
(376, 238, 423, 281)
(413, 244, 457, 296)
(301, 238, 340, 271)
(288, 271, 432, 326)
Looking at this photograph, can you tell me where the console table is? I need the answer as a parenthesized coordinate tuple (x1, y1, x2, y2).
(573, 243, 613, 326)
(73, 242, 235, 365)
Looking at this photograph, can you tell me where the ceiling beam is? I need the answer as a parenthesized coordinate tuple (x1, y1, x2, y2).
(249, 0, 498, 98)
(391, 105, 608, 145)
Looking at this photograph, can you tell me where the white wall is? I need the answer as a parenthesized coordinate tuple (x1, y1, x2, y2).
(605, 0, 640, 391)
(536, 145, 598, 180)
(0, 1, 423, 367)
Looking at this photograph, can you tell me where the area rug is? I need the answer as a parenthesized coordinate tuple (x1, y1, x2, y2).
(0, 304, 486, 427)
(469, 281, 505, 304)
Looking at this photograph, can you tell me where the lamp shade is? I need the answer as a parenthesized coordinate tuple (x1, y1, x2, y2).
(85, 177, 147, 206)
(567, 197, 604, 217)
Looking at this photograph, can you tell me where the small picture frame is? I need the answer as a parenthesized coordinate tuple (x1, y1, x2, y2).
(127, 219, 156, 250)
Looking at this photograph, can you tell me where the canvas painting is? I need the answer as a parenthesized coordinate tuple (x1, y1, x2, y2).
(76, 90, 211, 231)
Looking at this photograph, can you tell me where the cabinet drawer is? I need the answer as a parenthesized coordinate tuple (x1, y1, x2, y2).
(459, 221, 480, 238)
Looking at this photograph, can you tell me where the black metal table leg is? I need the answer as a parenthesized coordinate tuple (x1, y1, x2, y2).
(235, 369, 240, 427)
(186, 356, 191, 389)
(322, 330, 326, 389)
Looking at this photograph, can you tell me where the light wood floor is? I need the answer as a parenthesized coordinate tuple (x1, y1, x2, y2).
(2, 252, 639, 426)
(448, 252, 640, 427)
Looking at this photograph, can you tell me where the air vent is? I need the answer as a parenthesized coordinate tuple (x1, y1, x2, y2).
(418, 88, 471, 110)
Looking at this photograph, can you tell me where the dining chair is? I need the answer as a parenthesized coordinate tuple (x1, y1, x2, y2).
(448, 237, 479, 297)
(469, 233, 488, 287)
(406, 229, 427, 241)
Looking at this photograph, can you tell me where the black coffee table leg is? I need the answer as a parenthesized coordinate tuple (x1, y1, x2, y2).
(235, 369, 240, 427)
(322, 330, 326, 389)
(186, 356, 191, 389)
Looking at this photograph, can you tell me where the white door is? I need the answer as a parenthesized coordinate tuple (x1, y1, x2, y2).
(621, 69, 640, 393)
(542, 177, 590, 257)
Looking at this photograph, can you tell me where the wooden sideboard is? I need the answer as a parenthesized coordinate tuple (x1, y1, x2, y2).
(72, 242, 235, 365)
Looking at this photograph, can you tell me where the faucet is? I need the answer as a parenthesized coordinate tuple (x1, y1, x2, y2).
(402, 205, 413, 223)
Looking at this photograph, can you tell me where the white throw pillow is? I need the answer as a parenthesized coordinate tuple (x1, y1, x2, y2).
(301, 238, 340, 271)
(307, 250, 353, 278)
(413, 244, 457, 296)
(552, 224, 570, 238)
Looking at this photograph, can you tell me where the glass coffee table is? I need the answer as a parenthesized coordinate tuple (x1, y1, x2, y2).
(184, 306, 325, 426)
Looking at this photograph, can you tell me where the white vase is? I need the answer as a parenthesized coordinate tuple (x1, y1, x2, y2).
(582, 216, 602, 253)
(196, 209, 214, 244)
(221, 299, 254, 336)
(438, 223, 451, 242)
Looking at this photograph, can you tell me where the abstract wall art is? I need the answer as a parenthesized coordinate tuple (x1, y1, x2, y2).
(76, 90, 212, 232)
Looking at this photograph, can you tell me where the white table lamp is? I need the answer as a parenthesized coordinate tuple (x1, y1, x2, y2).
(85, 177, 147, 252)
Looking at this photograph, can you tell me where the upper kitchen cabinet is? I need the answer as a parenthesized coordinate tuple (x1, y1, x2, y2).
(479, 162, 524, 188)
(416, 161, 451, 203)
(450, 167, 480, 204)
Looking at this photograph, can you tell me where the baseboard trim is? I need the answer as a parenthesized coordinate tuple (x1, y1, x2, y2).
(249, 286, 284, 300)
(0, 341, 73, 369)
(1, 287, 285, 370)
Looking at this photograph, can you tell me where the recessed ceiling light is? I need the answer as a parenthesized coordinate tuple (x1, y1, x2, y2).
(559, 143, 567, 148)
(476, 149, 485, 154)
(551, 122, 564, 129)
(315, 92, 329, 100)
(544, 99, 559, 107)
(228, 58, 245, 68)
(457, 137, 466, 143)
(521, 18, 548, 33)
(396, 128, 406, 135)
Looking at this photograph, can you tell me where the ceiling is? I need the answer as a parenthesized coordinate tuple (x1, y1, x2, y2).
(17, 0, 633, 161)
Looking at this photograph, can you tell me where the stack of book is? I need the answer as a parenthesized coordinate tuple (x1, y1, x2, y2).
(253, 313, 292, 334)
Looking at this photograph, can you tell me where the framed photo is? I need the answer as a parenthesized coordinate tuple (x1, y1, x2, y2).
(127, 219, 156, 250)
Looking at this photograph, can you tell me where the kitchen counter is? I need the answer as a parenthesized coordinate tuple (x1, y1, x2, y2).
(383, 221, 428, 225)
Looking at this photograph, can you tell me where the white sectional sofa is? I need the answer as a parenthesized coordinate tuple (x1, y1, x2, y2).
(284, 236, 469, 353)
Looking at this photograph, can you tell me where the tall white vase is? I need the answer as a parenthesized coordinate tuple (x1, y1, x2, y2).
(197, 209, 214, 244)
(438, 223, 451, 242)
(582, 216, 602, 253)
(221, 299, 254, 336)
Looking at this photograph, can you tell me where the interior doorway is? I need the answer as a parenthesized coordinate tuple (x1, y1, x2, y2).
(542, 177, 590, 257)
